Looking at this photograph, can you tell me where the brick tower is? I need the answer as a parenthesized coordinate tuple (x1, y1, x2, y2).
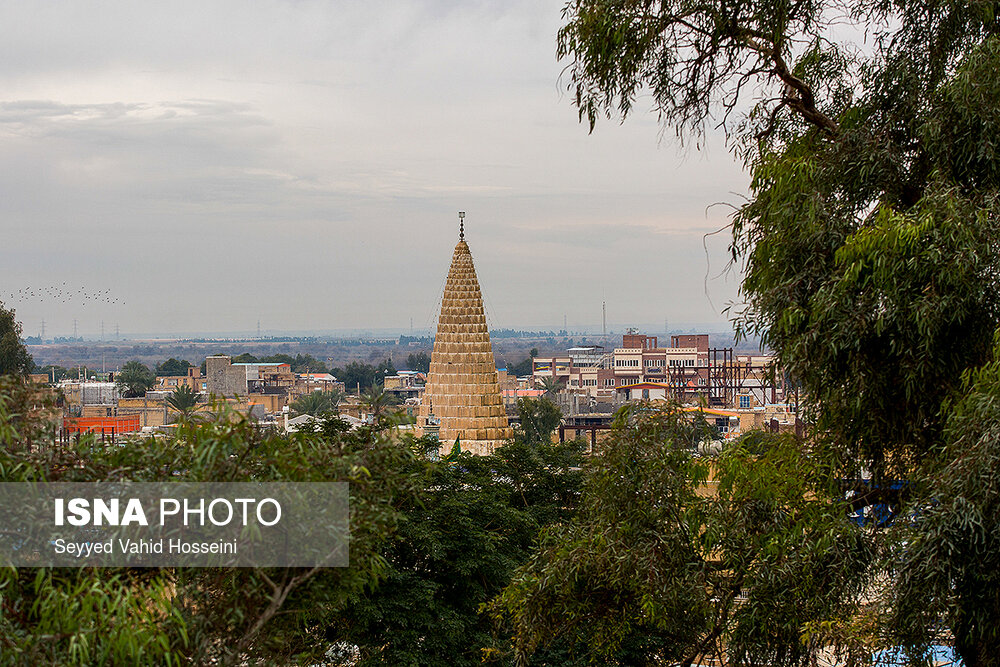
(418, 214, 512, 455)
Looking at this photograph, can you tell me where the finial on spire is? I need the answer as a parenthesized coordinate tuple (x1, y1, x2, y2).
(458, 211, 465, 240)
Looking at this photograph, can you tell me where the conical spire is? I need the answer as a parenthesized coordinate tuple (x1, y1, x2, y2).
(418, 217, 512, 455)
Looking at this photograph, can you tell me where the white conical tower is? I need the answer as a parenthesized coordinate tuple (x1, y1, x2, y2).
(418, 215, 512, 455)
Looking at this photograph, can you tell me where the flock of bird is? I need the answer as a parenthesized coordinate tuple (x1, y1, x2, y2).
(5, 284, 125, 306)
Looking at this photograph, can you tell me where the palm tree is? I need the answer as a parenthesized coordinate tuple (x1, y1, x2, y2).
(360, 384, 397, 424)
(166, 385, 200, 418)
(538, 376, 565, 398)
(290, 390, 343, 417)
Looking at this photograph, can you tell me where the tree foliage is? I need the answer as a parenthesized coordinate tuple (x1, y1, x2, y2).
(494, 406, 872, 666)
(888, 336, 1000, 665)
(330, 435, 586, 666)
(0, 303, 33, 377)
(115, 360, 156, 398)
(560, 0, 1000, 474)
(516, 397, 562, 444)
(537, 376, 565, 398)
(558, 2, 1000, 661)
(0, 382, 424, 665)
(166, 384, 199, 416)
(405, 352, 431, 373)
(334, 359, 397, 392)
(155, 357, 192, 376)
(290, 389, 343, 417)
(360, 384, 400, 425)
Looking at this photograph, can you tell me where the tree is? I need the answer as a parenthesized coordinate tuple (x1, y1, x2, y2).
(375, 357, 396, 378)
(156, 357, 192, 376)
(0, 379, 425, 665)
(507, 357, 530, 377)
(537, 376, 564, 398)
(889, 339, 1000, 665)
(405, 352, 431, 373)
(116, 360, 156, 398)
(329, 438, 586, 666)
(516, 397, 562, 444)
(166, 384, 200, 417)
(360, 384, 398, 425)
(560, 0, 1000, 478)
(260, 353, 296, 366)
(558, 5, 1000, 662)
(493, 406, 871, 666)
(290, 390, 342, 417)
(0, 303, 33, 377)
(335, 359, 397, 393)
(291, 353, 327, 373)
(230, 353, 259, 364)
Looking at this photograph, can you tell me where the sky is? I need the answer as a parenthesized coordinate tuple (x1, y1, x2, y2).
(0, 0, 749, 338)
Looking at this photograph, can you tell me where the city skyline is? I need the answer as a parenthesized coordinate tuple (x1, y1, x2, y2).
(1, 1, 747, 336)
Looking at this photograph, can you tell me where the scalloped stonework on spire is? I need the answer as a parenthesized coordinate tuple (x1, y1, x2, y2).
(418, 232, 512, 455)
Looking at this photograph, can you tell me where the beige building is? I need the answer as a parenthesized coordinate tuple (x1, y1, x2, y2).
(154, 367, 207, 393)
(417, 218, 512, 455)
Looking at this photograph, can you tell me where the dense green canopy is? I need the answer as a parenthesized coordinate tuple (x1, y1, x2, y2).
(543, 0, 1000, 663)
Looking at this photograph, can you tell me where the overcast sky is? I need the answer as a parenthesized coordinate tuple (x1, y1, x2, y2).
(0, 0, 748, 338)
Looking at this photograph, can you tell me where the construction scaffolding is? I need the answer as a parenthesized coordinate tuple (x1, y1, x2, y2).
(706, 348, 780, 408)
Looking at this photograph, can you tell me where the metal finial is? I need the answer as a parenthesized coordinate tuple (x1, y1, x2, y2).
(458, 211, 465, 240)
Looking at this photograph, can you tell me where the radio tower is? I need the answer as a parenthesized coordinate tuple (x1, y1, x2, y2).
(40, 320, 45, 339)
(73, 319, 78, 337)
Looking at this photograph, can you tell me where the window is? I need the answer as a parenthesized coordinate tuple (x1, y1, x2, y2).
(642, 389, 649, 399)
(739, 395, 753, 409)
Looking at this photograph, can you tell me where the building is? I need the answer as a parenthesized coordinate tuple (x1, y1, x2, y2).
(155, 367, 208, 393)
(533, 330, 784, 409)
(417, 216, 513, 455)
(205, 355, 249, 396)
(384, 371, 425, 400)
